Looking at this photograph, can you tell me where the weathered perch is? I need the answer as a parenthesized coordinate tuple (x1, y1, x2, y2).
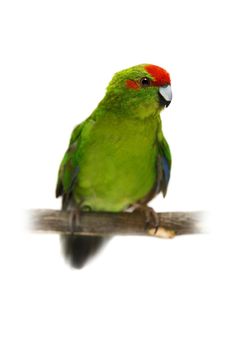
(28, 209, 207, 238)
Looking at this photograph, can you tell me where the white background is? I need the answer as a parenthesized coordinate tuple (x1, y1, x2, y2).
(0, 0, 236, 349)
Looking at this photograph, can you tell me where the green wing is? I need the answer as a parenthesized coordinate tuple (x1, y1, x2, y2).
(55, 123, 84, 208)
(156, 136, 172, 197)
(133, 134, 172, 206)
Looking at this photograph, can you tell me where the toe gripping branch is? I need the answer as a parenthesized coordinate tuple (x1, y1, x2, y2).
(68, 210, 81, 234)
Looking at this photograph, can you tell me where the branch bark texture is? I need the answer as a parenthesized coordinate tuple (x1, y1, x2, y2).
(29, 209, 207, 237)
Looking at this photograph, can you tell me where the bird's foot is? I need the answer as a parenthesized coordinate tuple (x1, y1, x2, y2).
(133, 204, 175, 238)
(68, 209, 81, 234)
(133, 204, 159, 233)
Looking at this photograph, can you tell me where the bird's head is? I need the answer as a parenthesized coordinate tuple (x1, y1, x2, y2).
(105, 64, 172, 118)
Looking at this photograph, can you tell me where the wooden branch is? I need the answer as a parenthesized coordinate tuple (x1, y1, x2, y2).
(28, 209, 207, 238)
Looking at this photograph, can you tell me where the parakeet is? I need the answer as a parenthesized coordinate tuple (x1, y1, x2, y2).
(56, 64, 172, 268)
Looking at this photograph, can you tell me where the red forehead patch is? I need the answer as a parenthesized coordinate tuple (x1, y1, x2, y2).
(145, 64, 170, 86)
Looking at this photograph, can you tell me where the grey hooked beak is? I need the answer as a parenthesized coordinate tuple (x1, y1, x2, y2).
(158, 85, 172, 107)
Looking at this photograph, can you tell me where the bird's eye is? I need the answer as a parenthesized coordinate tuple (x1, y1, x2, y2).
(140, 77, 151, 87)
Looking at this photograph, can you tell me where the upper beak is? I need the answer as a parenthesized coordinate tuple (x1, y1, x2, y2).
(158, 85, 172, 107)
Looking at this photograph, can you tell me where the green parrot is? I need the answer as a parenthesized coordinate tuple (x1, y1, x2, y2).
(56, 64, 172, 268)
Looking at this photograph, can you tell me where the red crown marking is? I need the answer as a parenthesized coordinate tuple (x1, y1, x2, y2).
(145, 65, 170, 86)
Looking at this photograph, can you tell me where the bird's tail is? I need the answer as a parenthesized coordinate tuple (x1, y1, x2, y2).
(61, 235, 106, 268)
